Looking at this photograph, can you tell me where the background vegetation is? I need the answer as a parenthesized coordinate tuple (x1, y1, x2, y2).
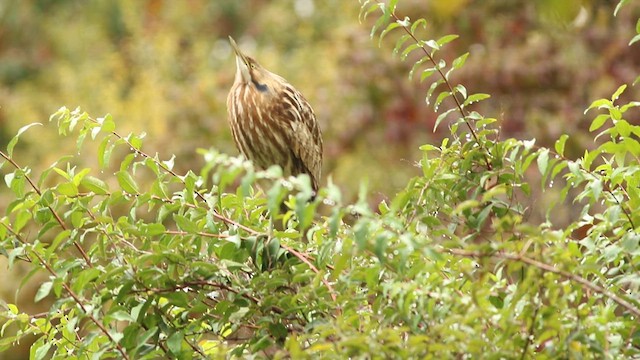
(0, 0, 639, 358)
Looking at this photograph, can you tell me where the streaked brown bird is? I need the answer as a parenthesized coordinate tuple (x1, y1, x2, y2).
(226, 36, 323, 193)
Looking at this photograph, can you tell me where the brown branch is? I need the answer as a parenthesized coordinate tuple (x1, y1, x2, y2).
(88, 120, 261, 236)
(137, 280, 284, 314)
(530, 143, 636, 231)
(280, 243, 337, 302)
(520, 299, 540, 360)
(447, 248, 640, 318)
(0, 150, 93, 266)
(390, 12, 492, 171)
(2, 223, 130, 359)
(604, 186, 635, 230)
(91, 117, 340, 302)
(149, 302, 208, 358)
(84, 116, 338, 304)
(165, 230, 229, 239)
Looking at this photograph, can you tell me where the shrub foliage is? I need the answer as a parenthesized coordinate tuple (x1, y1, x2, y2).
(1, 1, 640, 358)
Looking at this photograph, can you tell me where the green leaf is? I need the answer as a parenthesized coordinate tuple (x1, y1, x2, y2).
(116, 171, 139, 193)
(611, 84, 626, 102)
(144, 223, 166, 236)
(167, 331, 184, 355)
(6, 123, 42, 157)
(436, 34, 458, 46)
(434, 108, 456, 132)
(7, 304, 19, 315)
(583, 149, 600, 171)
(370, 8, 390, 39)
(614, 0, 630, 16)
(98, 136, 115, 169)
(425, 78, 443, 105)
(72, 268, 101, 294)
(488, 295, 504, 309)
(537, 149, 550, 176)
(72, 167, 91, 186)
(229, 307, 249, 322)
(589, 114, 609, 132)
(108, 310, 134, 323)
(388, 0, 399, 13)
(462, 93, 490, 107)
(589, 178, 603, 201)
(420, 68, 436, 83)
(14, 209, 32, 233)
(165, 292, 191, 308)
(33, 341, 52, 360)
(609, 106, 622, 121)
(393, 34, 411, 56)
(46, 230, 71, 257)
(49, 106, 70, 125)
(454, 84, 467, 99)
(451, 52, 469, 70)
(379, 21, 401, 46)
(434, 91, 451, 109)
(34, 281, 53, 302)
(128, 133, 143, 151)
(56, 182, 79, 197)
(554, 134, 569, 157)
(34, 207, 52, 224)
(401, 43, 421, 60)
(410, 18, 427, 34)
(409, 57, 429, 80)
(424, 39, 439, 50)
(174, 214, 199, 233)
(52, 167, 72, 181)
(3, 172, 14, 188)
(7, 172, 26, 199)
(268, 323, 288, 340)
(586, 99, 612, 113)
(80, 176, 109, 195)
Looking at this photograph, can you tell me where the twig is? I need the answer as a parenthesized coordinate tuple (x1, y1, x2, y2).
(448, 248, 640, 318)
(280, 244, 337, 302)
(88, 116, 339, 302)
(2, 223, 130, 359)
(87, 120, 261, 236)
(520, 300, 539, 360)
(390, 12, 492, 171)
(0, 150, 93, 266)
(165, 230, 229, 239)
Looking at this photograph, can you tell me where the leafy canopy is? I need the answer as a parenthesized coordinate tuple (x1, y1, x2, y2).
(1, 0, 640, 358)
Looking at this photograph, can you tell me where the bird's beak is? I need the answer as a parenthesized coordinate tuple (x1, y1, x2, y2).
(228, 36, 251, 84)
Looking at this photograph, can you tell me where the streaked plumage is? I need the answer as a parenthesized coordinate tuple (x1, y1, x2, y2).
(226, 36, 323, 192)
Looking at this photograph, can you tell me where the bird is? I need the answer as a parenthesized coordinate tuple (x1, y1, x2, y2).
(226, 36, 323, 194)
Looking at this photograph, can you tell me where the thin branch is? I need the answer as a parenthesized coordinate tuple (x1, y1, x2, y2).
(448, 248, 640, 318)
(530, 143, 636, 232)
(280, 244, 337, 302)
(150, 302, 208, 358)
(520, 300, 540, 360)
(2, 223, 130, 359)
(88, 120, 261, 236)
(604, 186, 635, 230)
(165, 230, 229, 239)
(0, 150, 93, 266)
(390, 12, 492, 170)
(88, 116, 340, 302)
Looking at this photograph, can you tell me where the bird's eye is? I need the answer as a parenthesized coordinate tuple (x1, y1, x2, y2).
(250, 63, 256, 69)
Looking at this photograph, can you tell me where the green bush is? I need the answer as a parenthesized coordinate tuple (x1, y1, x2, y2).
(1, 1, 639, 358)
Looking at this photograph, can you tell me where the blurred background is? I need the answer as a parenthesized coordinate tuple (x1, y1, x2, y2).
(0, 0, 639, 358)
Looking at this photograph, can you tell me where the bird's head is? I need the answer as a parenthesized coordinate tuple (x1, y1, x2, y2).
(228, 36, 276, 93)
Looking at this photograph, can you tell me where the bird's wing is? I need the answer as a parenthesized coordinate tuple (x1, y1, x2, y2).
(278, 83, 323, 191)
